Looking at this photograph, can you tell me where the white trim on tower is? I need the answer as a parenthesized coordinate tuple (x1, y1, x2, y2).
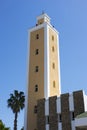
(57, 34, 61, 94)
(24, 31, 30, 130)
(48, 23, 58, 34)
(29, 23, 45, 33)
(44, 23, 50, 99)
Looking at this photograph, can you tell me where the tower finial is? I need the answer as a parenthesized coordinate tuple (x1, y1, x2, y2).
(42, 10, 45, 14)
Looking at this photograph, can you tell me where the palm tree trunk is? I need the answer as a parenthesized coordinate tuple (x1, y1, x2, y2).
(14, 112, 18, 130)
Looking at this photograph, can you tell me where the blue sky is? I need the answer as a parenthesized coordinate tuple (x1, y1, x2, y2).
(0, 0, 87, 129)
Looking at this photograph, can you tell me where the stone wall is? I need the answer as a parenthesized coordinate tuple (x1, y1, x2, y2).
(61, 93, 71, 130)
(37, 99, 45, 130)
(37, 90, 85, 130)
(49, 96, 58, 130)
(73, 90, 85, 117)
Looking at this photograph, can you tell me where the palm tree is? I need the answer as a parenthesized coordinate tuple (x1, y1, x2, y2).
(7, 90, 25, 130)
(0, 120, 10, 130)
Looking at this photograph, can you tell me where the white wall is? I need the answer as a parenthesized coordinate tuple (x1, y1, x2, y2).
(83, 92, 87, 111)
(46, 124, 49, 130)
(56, 97, 61, 113)
(58, 123, 62, 130)
(69, 94, 74, 111)
(71, 121, 76, 130)
(45, 99, 49, 115)
(75, 117, 87, 127)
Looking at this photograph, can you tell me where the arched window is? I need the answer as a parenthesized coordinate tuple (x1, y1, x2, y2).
(36, 34, 39, 39)
(35, 49, 39, 55)
(52, 62, 55, 69)
(35, 85, 38, 92)
(52, 35, 54, 41)
(52, 46, 55, 52)
(34, 105, 37, 113)
(53, 81, 56, 88)
(35, 66, 39, 72)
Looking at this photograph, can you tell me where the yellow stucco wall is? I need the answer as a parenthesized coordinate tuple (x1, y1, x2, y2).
(49, 28, 60, 97)
(27, 27, 44, 130)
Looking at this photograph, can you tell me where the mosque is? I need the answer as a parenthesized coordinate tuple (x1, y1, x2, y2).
(24, 13, 87, 130)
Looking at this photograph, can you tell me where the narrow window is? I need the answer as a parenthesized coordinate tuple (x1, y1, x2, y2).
(35, 66, 39, 72)
(58, 114, 62, 122)
(34, 105, 37, 113)
(35, 49, 39, 55)
(46, 116, 49, 124)
(52, 35, 54, 41)
(53, 81, 56, 88)
(36, 34, 39, 39)
(52, 46, 55, 52)
(71, 112, 74, 120)
(35, 85, 38, 92)
(52, 63, 55, 69)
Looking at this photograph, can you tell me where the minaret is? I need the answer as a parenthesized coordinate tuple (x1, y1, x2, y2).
(25, 13, 61, 130)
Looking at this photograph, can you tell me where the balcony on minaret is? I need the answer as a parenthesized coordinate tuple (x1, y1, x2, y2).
(36, 13, 51, 26)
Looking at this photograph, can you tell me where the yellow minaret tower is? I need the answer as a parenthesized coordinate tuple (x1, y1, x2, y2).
(25, 13, 61, 130)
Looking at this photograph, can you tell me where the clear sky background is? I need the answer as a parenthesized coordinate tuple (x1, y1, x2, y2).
(0, 0, 87, 129)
